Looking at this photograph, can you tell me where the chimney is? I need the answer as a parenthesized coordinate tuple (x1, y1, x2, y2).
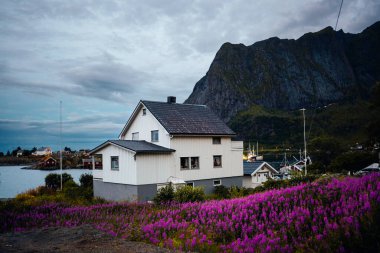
(167, 96, 176, 104)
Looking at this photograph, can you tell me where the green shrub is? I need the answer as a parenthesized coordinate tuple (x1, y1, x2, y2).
(153, 183, 175, 204)
(174, 186, 205, 203)
(63, 179, 81, 199)
(79, 173, 93, 188)
(228, 185, 250, 198)
(45, 173, 73, 190)
(213, 185, 229, 199)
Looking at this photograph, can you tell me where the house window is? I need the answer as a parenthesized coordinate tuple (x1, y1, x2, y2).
(212, 137, 221, 144)
(213, 179, 222, 186)
(151, 130, 159, 142)
(142, 108, 146, 115)
(180, 157, 189, 170)
(186, 182, 194, 187)
(111, 156, 119, 170)
(181, 157, 200, 170)
(132, 132, 139, 140)
(213, 155, 222, 167)
(191, 157, 199, 169)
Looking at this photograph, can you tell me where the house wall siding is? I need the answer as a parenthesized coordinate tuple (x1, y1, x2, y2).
(95, 145, 137, 185)
(170, 136, 243, 181)
(136, 153, 175, 185)
(122, 106, 171, 148)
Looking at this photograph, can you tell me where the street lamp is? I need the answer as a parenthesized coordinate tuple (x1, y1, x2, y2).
(300, 108, 307, 176)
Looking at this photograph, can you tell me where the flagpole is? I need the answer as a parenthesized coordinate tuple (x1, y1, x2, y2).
(60, 101, 63, 191)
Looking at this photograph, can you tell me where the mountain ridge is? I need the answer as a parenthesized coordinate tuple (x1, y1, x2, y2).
(185, 21, 380, 123)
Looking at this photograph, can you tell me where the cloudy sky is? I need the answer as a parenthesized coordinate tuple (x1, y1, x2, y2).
(1, 0, 379, 153)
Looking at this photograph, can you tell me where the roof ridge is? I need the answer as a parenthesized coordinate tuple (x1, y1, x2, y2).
(141, 100, 206, 107)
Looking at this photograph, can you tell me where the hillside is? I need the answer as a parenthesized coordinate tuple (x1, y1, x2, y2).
(185, 22, 380, 146)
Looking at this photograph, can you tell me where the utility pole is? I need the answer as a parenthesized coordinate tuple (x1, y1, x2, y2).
(300, 108, 307, 176)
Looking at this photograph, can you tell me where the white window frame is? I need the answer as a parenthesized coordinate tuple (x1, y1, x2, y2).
(132, 132, 139, 140)
(180, 157, 200, 170)
(212, 137, 221, 144)
(111, 156, 119, 171)
(180, 157, 190, 170)
(191, 157, 200, 169)
(213, 155, 222, 168)
(151, 130, 159, 142)
(142, 108, 146, 115)
(213, 179, 222, 186)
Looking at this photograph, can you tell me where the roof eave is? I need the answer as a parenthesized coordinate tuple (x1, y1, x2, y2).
(89, 141, 137, 155)
(118, 101, 144, 139)
(170, 133, 236, 137)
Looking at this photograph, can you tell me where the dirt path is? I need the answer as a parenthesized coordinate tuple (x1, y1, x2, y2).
(0, 225, 182, 253)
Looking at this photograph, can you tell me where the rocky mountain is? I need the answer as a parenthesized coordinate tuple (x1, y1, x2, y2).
(185, 21, 380, 124)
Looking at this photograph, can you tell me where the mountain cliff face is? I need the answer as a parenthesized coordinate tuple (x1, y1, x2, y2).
(185, 22, 380, 123)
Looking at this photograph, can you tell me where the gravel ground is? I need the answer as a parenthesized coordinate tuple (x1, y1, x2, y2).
(0, 225, 183, 253)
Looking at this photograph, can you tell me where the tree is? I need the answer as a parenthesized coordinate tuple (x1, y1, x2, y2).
(328, 152, 377, 173)
(79, 174, 93, 188)
(308, 136, 343, 172)
(6, 150, 10, 156)
(64, 147, 72, 152)
(45, 173, 73, 190)
(0, 152, 4, 157)
(11, 146, 22, 156)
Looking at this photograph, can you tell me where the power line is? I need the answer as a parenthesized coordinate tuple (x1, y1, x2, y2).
(335, 0, 344, 31)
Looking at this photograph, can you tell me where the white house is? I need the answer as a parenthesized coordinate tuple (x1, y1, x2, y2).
(89, 97, 243, 201)
(32, 147, 52, 156)
(243, 161, 279, 188)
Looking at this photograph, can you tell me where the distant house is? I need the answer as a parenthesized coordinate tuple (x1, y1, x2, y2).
(90, 96, 243, 201)
(38, 156, 57, 168)
(279, 158, 311, 174)
(32, 147, 52, 156)
(82, 157, 102, 169)
(16, 150, 23, 157)
(243, 161, 278, 188)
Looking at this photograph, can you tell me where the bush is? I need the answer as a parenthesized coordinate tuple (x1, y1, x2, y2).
(153, 183, 175, 204)
(262, 175, 318, 190)
(174, 186, 205, 203)
(45, 173, 73, 190)
(228, 185, 250, 198)
(79, 174, 93, 188)
(213, 185, 229, 199)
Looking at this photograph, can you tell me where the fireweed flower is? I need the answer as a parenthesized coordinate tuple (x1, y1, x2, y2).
(1, 174, 380, 252)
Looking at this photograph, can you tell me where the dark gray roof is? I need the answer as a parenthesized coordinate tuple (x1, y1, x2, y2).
(90, 140, 175, 154)
(141, 100, 235, 136)
(243, 161, 278, 175)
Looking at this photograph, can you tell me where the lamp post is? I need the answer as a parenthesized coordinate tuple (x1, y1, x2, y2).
(300, 108, 307, 176)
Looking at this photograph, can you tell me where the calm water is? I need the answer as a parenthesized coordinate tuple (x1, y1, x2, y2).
(0, 166, 92, 198)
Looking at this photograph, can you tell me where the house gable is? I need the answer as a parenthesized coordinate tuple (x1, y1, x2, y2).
(119, 101, 171, 148)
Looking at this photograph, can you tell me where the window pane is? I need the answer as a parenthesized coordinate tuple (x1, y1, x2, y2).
(151, 130, 159, 142)
(180, 157, 189, 170)
(212, 137, 221, 144)
(132, 132, 139, 140)
(142, 109, 146, 115)
(213, 155, 222, 167)
(111, 156, 119, 170)
(213, 179, 221, 186)
(191, 157, 199, 169)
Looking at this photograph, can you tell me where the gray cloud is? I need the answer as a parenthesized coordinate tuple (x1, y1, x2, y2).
(0, 0, 379, 152)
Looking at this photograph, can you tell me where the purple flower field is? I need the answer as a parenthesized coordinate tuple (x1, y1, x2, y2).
(2, 174, 380, 252)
